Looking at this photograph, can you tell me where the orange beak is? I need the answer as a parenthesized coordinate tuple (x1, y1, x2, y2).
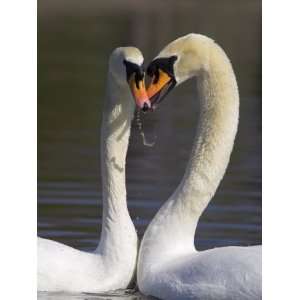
(128, 74, 151, 111)
(147, 69, 173, 99)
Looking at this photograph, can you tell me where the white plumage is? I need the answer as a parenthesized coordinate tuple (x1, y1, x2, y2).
(38, 47, 145, 293)
(137, 34, 262, 300)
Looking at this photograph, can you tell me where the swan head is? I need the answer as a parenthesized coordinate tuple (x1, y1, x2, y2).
(109, 47, 151, 112)
(146, 34, 213, 108)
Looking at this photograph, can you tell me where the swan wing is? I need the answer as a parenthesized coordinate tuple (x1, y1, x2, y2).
(145, 246, 261, 300)
(38, 237, 107, 292)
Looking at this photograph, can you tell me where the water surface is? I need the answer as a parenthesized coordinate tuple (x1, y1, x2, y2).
(38, 290, 154, 300)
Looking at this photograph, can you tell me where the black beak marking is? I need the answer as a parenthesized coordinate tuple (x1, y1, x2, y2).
(123, 60, 144, 89)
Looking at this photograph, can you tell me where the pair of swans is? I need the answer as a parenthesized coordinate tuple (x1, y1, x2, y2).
(38, 34, 261, 299)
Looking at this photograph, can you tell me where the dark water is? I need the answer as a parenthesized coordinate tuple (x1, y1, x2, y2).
(38, 1, 261, 299)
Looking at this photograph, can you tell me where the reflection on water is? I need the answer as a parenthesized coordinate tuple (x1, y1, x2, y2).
(38, 0, 261, 299)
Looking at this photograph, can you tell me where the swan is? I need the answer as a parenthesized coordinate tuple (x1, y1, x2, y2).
(137, 34, 262, 300)
(38, 47, 151, 293)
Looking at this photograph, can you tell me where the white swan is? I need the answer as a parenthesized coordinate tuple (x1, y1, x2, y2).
(137, 34, 262, 300)
(38, 47, 151, 293)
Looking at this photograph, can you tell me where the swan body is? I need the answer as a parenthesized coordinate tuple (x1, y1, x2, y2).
(38, 47, 149, 293)
(138, 34, 262, 300)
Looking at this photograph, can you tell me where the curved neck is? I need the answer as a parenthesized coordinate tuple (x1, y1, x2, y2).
(172, 45, 239, 239)
(96, 73, 136, 254)
(141, 44, 239, 261)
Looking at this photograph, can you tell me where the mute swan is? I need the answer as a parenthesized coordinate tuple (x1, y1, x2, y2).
(38, 47, 151, 293)
(137, 34, 262, 300)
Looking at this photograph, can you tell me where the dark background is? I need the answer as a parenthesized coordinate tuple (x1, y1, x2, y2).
(38, 0, 261, 251)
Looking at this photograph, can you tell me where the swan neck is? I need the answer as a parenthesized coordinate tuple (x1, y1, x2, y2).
(96, 73, 136, 253)
(139, 43, 239, 264)
(176, 44, 239, 217)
